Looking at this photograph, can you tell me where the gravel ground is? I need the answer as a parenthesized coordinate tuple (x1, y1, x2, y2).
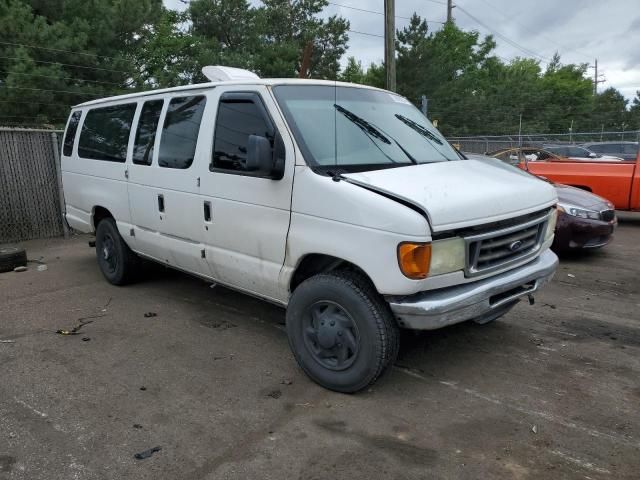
(1, 213, 639, 479)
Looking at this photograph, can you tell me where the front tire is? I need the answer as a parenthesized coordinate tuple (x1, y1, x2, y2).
(286, 271, 399, 393)
(95, 218, 139, 285)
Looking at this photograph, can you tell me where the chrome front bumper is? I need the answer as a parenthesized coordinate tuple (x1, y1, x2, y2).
(386, 249, 558, 330)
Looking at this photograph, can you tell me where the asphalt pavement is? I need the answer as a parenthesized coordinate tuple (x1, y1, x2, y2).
(1, 214, 639, 479)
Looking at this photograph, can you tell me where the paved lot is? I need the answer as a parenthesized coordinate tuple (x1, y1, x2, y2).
(1, 214, 639, 480)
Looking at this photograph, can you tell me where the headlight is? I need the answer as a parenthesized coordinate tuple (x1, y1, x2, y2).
(430, 237, 466, 276)
(397, 237, 465, 279)
(558, 203, 600, 220)
(545, 208, 558, 241)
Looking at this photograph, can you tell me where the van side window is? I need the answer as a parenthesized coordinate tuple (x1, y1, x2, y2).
(158, 95, 206, 169)
(63, 111, 82, 156)
(77, 104, 136, 162)
(133, 100, 164, 165)
(211, 93, 274, 173)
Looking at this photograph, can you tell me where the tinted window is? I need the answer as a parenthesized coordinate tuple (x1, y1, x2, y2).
(587, 144, 604, 153)
(133, 100, 164, 165)
(567, 146, 590, 157)
(158, 95, 206, 169)
(63, 111, 81, 156)
(211, 96, 273, 172)
(78, 104, 136, 162)
(623, 144, 638, 155)
(546, 146, 563, 156)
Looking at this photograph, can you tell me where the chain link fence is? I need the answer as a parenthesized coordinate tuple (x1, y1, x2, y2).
(448, 130, 640, 154)
(0, 128, 68, 244)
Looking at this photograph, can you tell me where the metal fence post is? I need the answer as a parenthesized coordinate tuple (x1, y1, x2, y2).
(51, 132, 69, 239)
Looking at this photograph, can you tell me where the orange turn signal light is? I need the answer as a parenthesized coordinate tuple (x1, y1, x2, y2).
(397, 242, 431, 279)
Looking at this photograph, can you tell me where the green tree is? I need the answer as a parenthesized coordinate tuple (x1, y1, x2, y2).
(590, 87, 629, 131)
(628, 91, 640, 130)
(0, 0, 162, 126)
(339, 56, 364, 83)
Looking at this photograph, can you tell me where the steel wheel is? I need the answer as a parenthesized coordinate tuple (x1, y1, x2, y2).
(303, 301, 360, 371)
(100, 233, 119, 275)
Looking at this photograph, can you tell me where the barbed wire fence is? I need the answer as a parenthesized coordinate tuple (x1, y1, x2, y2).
(448, 130, 640, 154)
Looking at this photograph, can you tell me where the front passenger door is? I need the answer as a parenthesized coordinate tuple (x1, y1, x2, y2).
(199, 87, 295, 303)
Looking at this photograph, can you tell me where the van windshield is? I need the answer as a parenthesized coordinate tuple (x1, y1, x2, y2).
(272, 85, 459, 172)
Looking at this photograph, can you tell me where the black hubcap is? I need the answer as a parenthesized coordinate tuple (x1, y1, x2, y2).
(303, 301, 359, 371)
(101, 234, 118, 274)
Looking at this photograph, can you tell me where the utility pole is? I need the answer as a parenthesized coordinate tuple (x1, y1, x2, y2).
(447, 0, 455, 23)
(518, 113, 523, 146)
(384, 0, 396, 91)
(590, 58, 606, 95)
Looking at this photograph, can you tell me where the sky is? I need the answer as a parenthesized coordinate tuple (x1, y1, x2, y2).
(164, 0, 640, 100)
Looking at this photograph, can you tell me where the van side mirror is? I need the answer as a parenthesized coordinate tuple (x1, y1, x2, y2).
(246, 133, 285, 180)
(589, 152, 598, 158)
(246, 134, 274, 173)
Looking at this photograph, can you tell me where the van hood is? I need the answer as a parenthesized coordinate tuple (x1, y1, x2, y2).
(342, 159, 557, 231)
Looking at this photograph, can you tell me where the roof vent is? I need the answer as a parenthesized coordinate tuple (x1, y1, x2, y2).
(201, 65, 260, 82)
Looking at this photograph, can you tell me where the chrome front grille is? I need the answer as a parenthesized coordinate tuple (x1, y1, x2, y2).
(464, 212, 550, 277)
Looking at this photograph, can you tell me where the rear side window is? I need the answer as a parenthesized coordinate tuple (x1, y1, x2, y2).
(78, 103, 136, 162)
(623, 144, 638, 155)
(133, 100, 164, 165)
(158, 95, 206, 169)
(211, 93, 274, 173)
(63, 111, 81, 156)
(602, 143, 622, 153)
(568, 147, 588, 157)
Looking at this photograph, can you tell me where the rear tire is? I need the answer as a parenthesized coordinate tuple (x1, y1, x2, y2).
(95, 218, 139, 285)
(286, 270, 399, 393)
(0, 246, 27, 273)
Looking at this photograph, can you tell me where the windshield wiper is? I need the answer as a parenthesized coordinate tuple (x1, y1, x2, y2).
(334, 104, 417, 164)
(394, 114, 443, 145)
(334, 104, 391, 144)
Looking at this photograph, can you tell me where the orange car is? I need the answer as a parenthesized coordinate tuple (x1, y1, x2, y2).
(488, 147, 640, 210)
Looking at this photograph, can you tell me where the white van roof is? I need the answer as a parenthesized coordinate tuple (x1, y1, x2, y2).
(74, 78, 387, 109)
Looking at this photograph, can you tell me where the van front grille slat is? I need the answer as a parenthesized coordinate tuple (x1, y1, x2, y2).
(464, 210, 550, 277)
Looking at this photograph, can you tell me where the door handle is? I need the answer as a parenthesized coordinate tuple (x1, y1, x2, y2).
(157, 194, 165, 212)
(203, 201, 212, 222)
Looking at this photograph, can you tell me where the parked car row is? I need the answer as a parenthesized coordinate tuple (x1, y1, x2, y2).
(466, 153, 618, 253)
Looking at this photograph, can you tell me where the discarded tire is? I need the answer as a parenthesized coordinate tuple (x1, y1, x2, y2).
(0, 246, 28, 273)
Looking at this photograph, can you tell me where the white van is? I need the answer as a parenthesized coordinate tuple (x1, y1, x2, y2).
(61, 66, 558, 392)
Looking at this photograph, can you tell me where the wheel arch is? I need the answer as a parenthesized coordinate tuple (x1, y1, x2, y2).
(92, 205, 114, 232)
(289, 253, 374, 294)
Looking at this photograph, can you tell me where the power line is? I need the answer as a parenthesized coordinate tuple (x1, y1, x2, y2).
(0, 85, 104, 96)
(468, 0, 593, 62)
(0, 55, 131, 74)
(0, 100, 71, 107)
(328, 2, 445, 23)
(455, 5, 551, 64)
(0, 70, 125, 86)
(0, 41, 122, 61)
(348, 29, 384, 38)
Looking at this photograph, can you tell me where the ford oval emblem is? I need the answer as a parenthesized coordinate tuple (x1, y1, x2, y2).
(509, 240, 523, 252)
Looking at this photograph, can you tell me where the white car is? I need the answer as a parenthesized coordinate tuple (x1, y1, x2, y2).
(61, 66, 558, 392)
(544, 145, 624, 161)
